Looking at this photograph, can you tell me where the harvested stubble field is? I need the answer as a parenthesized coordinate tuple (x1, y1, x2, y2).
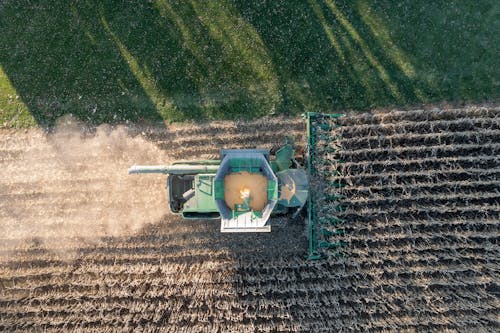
(0, 106, 499, 332)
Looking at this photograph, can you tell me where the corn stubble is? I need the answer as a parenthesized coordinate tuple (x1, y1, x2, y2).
(0, 108, 499, 332)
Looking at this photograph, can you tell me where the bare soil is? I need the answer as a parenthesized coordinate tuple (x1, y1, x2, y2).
(0, 108, 498, 332)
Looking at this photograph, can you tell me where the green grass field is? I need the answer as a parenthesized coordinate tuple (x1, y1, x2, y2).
(0, 0, 498, 128)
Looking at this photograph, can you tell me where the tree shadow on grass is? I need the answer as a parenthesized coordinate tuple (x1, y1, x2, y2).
(369, 0, 499, 102)
(99, 0, 282, 122)
(0, 0, 497, 128)
(231, 0, 498, 112)
(0, 1, 166, 128)
(0, 0, 282, 128)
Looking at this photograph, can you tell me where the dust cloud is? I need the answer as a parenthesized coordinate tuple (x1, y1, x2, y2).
(0, 115, 170, 253)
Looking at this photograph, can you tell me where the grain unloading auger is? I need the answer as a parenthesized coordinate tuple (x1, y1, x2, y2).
(129, 113, 345, 259)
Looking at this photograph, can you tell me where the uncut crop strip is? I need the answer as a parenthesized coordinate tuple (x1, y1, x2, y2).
(308, 106, 499, 331)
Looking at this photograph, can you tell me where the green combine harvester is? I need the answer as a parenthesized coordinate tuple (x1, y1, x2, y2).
(129, 113, 344, 258)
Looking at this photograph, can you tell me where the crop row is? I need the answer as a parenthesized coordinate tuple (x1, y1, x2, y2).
(339, 116, 499, 138)
(338, 106, 499, 126)
(307, 108, 499, 331)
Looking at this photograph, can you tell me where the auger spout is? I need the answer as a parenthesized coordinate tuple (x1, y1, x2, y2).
(128, 164, 219, 175)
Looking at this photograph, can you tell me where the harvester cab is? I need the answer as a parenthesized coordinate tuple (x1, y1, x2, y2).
(128, 144, 309, 232)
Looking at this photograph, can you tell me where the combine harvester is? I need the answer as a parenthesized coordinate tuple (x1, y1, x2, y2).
(129, 113, 345, 259)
